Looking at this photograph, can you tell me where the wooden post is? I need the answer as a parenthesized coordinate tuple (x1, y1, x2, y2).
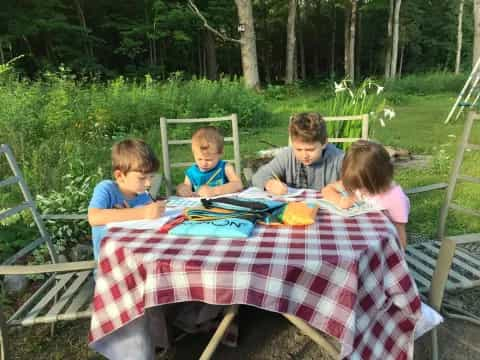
(160, 117, 172, 196)
(361, 114, 369, 140)
(231, 114, 242, 175)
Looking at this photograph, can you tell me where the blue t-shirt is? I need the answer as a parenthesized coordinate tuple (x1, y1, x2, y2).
(185, 160, 228, 191)
(88, 180, 151, 260)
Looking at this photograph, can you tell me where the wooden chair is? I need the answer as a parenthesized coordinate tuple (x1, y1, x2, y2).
(160, 114, 242, 196)
(0, 144, 96, 360)
(404, 111, 480, 360)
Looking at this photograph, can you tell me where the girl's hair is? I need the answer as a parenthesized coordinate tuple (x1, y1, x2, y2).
(342, 140, 393, 194)
(289, 112, 327, 144)
(111, 139, 159, 174)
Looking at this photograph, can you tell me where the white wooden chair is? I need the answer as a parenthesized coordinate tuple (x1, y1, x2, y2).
(0, 144, 97, 360)
(160, 114, 242, 196)
(404, 111, 480, 360)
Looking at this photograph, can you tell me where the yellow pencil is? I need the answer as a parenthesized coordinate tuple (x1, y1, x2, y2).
(206, 167, 222, 185)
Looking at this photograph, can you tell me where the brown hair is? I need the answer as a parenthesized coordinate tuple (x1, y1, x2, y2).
(111, 139, 159, 174)
(191, 126, 224, 154)
(342, 140, 393, 194)
(289, 112, 327, 144)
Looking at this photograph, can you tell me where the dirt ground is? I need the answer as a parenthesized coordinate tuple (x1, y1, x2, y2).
(6, 301, 480, 360)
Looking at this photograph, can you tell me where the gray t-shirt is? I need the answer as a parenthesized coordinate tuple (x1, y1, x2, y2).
(251, 144, 344, 191)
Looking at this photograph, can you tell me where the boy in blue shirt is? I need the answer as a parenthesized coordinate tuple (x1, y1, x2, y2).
(88, 139, 165, 260)
(176, 126, 243, 197)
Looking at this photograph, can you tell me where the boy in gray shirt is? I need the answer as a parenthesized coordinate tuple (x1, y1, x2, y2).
(252, 112, 344, 194)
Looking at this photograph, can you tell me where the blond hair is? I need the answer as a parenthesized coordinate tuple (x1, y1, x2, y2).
(111, 139, 159, 174)
(289, 112, 327, 144)
(191, 127, 224, 154)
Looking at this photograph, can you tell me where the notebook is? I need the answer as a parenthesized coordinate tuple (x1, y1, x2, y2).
(312, 199, 384, 217)
(106, 208, 183, 229)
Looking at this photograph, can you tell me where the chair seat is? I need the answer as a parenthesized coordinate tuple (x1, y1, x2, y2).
(7, 271, 94, 326)
(406, 237, 480, 294)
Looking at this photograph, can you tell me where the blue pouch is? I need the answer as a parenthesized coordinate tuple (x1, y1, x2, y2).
(168, 218, 254, 238)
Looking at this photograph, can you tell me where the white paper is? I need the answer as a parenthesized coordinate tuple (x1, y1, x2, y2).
(166, 196, 201, 208)
(312, 199, 383, 217)
(106, 208, 183, 229)
(237, 186, 306, 199)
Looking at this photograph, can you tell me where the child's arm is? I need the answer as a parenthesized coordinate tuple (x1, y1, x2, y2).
(197, 164, 243, 197)
(321, 181, 358, 209)
(88, 201, 166, 226)
(393, 222, 407, 249)
(177, 176, 195, 197)
(251, 150, 288, 194)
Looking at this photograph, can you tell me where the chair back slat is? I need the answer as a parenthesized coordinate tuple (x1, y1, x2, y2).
(160, 114, 241, 196)
(0, 144, 58, 265)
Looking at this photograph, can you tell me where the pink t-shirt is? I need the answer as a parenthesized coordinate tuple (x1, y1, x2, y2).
(363, 185, 410, 224)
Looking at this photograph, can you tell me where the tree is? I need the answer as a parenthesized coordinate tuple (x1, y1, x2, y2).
(474, 0, 480, 66)
(285, 0, 297, 84)
(390, 0, 402, 78)
(455, 0, 465, 74)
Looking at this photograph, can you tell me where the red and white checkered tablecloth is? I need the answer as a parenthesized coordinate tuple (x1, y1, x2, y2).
(89, 192, 421, 359)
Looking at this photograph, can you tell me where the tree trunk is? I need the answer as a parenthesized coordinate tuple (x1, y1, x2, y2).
(313, 51, 320, 78)
(344, 3, 351, 78)
(390, 0, 402, 79)
(205, 31, 218, 80)
(399, 44, 405, 77)
(455, 0, 465, 74)
(385, 0, 394, 79)
(474, 0, 480, 67)
(0, 41, 4, 64)
(73, 0, 93, 58)
(349, 0, 357, 82)
(234, 0, 260, 90)
(198, 42, 203, 77)
(330, 1, 336, 77)
(356, 8, 362, 79)
(299, 24, 306, 80)
(285, 0, 297, 84)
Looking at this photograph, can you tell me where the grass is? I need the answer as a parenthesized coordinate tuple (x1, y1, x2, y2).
(3, 85, 480, 359)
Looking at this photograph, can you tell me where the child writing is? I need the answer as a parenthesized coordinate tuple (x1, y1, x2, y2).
(321, 140, 410, 248)
(252, 112, 344, 194)
(177, 126, 243, 198)
(88, 139, 165, 260)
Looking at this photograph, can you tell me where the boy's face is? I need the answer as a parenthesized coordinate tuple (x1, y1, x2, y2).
(291, 138, 326, 166)
(192, 146, 221, 172)
(115, 170, 155, 197)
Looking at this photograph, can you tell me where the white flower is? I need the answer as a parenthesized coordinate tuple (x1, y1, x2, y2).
(383, 108, 395, 119)
(448, 134, 456, 138)
(376, 85, 384, 95)
(334, 81, 346, 93)
(379, 118, 386, 127)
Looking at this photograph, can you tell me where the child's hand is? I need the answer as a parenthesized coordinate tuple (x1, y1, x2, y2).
(265, 179, 288, 195)
(197, 185, 217, 198)
(143, 201, 166, 219)
(177, 184, 194, 197)
(338, 195, 358, 209)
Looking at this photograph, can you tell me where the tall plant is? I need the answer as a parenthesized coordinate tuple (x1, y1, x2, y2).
(322, 78, 394, 149)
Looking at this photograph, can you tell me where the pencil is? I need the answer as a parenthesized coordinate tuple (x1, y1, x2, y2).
(206, 167, 222, 185)
(272, 172, 281, 182)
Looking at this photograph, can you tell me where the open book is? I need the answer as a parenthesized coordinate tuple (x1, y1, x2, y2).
(312, 199, 384, 217)
(106, 208, 183, 229)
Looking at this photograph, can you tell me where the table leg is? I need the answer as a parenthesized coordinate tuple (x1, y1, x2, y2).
(283, 313, 340, 359)
(199, 305, 239, 360)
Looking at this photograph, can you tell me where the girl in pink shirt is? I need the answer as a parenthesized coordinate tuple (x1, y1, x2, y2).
(322, 140, 410, 248)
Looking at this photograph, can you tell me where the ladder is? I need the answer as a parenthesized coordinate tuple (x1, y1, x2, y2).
(438, 110, 480, 236)
(445, 57, 480, 124)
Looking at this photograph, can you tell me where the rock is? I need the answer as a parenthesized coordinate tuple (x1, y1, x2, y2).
(70, 244, 93, 261)
(4, 274, 29, 294)
(384, 145, 413, 161)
